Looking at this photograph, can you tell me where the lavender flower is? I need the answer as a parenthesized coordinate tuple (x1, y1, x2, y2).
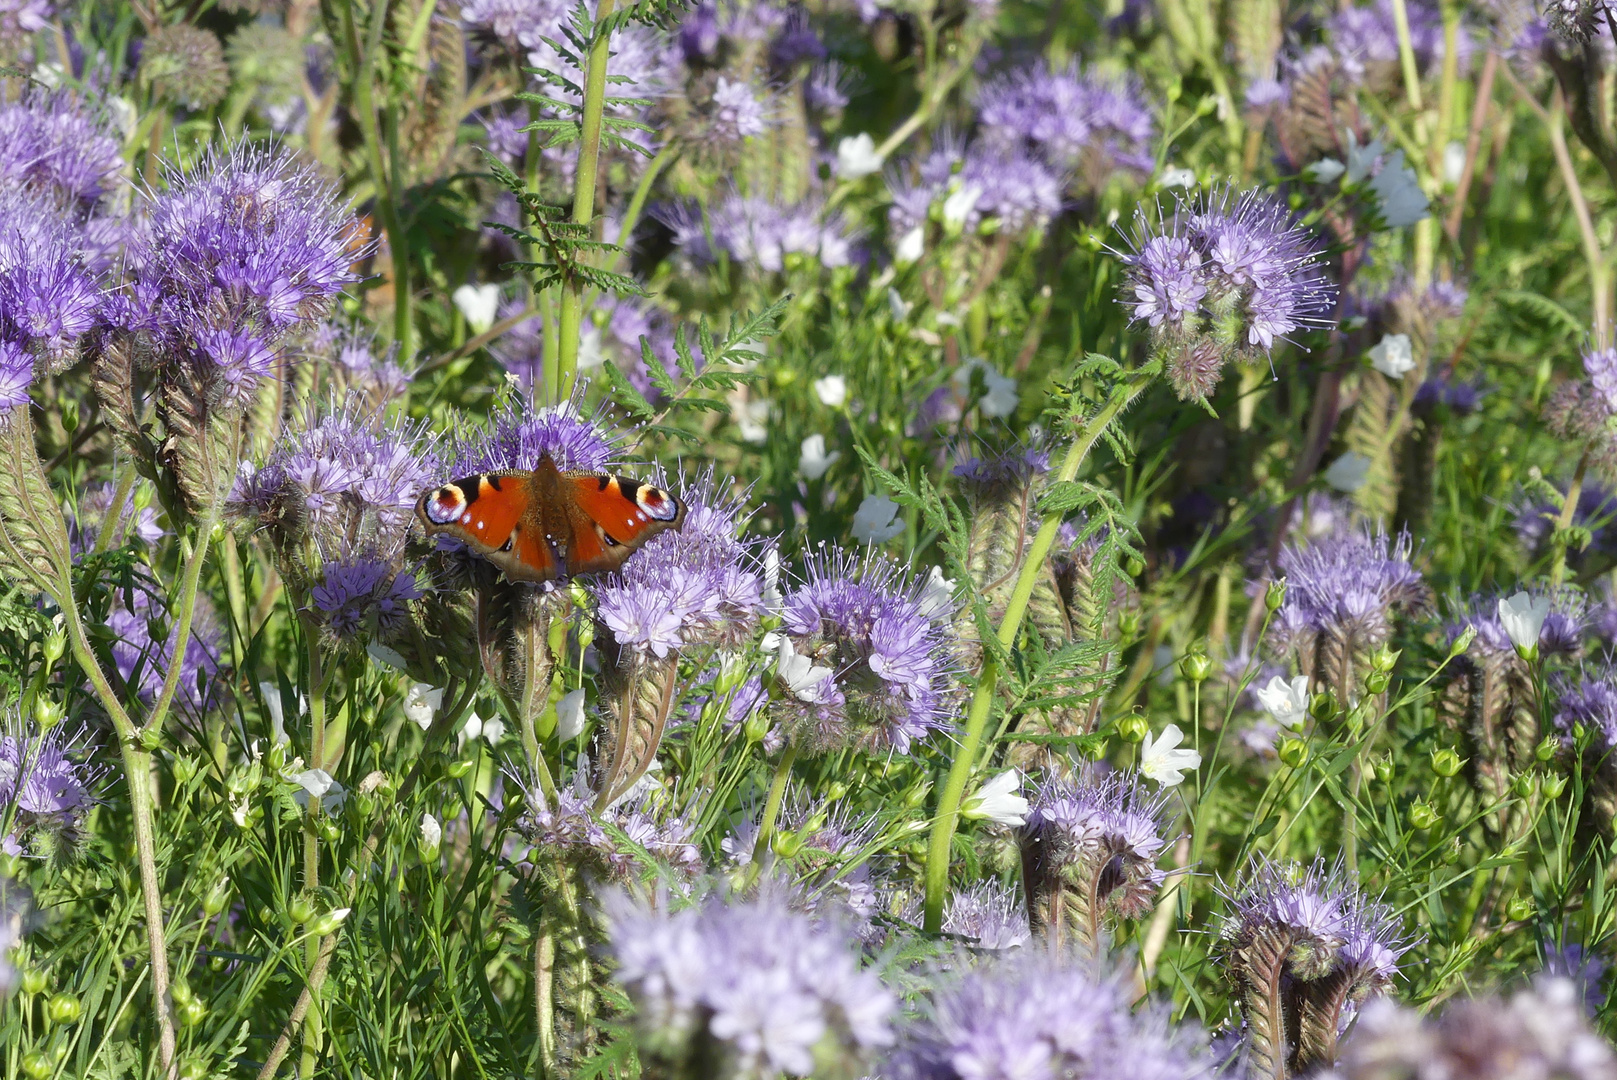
(940, 880, 1031, 950)
(772, 545, 958, 755)
(519, 767, 702, 876)
(977, 62, 1155, 180)
(706, 77, 770, 145)
(886, 949, 1211, 1080)
(1544, 943, 1610, 1015)
(119, 142, 364, 408)
(1333, 977, 1617, 1080)
(66, 481, 164, 557)
(603, 887, 894, 1077)
(594, 471, 766, 656)
(0, 185, 102, 378)
(309, 558, 423, 644)
(0, 91, 124, 207)
(730, 794, 883, 930)
(1120, 184, 1336, 400)
(1, 721, 97, 836)
(886, 137, 1065, 238)
(664, 193, 859, 273)
(1328, 0, 1469, 82)
(0, 0, 50, 50)
(107, 589, 223, 712)
(449, 389, 617, 478)
(1554, 670, 1617, 753)
(1019, 769, 1170, 951)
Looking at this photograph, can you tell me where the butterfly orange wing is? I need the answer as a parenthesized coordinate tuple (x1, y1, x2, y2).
(416, 471, 562, 583)
(533, 456, 686, 577)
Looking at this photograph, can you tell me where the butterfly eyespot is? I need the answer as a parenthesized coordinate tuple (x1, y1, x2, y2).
(634, 485, 679, 522)
(423, 486, 466, 525)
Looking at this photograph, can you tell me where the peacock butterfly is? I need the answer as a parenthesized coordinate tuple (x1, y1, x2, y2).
(416, 453, 685, 583)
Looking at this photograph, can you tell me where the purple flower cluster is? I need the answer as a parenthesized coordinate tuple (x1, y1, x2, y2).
(1515, 484, 1617, 564)
(939, 880, 1031, 950)
(705, 77, 770, 145)
(885, 950, 1210, 1080)
(107, 589, 223, 712)
(604, 887, 894, 1076)
(1272, 529, 1425, 649)
(1021, 769, 1170, 918)
(307, 323, 412, 405)
(230, 404, 440, 565)
(1121, 184, 1336, 400)
(1, 723, 96, 832)
(977, 62, 1154, 179)
(887, 136, 1064, 239)
(1542, 344, 1617, 477)
(663, 193, 858, 273)
(520, 769, 701, 875)
(117, 143, 363, 407)
(0, 185, 103, 399)
(66, 481, 165, 557)
(1450, 590, 1586, 662)
(773, 545, 958, 755)
(0, 91, 124, 207)
(1328, 0, 1470, 82)
(1553, 670, 1617, 753)
(487, 296, 673, 402)
(595, 472, 767, 657)
(0, 0, 49, 49)
(309, 558, 424, 643)
(726, 795, 883, 929)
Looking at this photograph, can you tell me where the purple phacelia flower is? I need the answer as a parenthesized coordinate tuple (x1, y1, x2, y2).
(774, 545, 958, 755)
(940, 880, 1031, 951)
(67, 481, 165, 557)
(1222, 857, 1354, 978)
(1118, 185, 1336, 400)
(885, 949, 1210, 1080)
(107, 588, 223, 713)
(0, 185, 103, 372)
(677, 1, 720, 63)
(0, 0, 51, 51)
(1, 723, 96, 823)
(886, 137, 1064, 237)
(1328, 0, 1470, 82)
(0, 340, 34, 411)
(519, 767, 702, 875)
(450, 389, 618, 477)
(0, 91, 124, 207)
(977, 62, 1155, 178)
(604, 887, 895, 1076)
(1553, 670, 1617, 752)
(665, 193, 860, 273)
(706, 77, 770, 145)
(1272, 528, 1425, 649)
(595, 471, 767, 656)
(459, 0, 565, 45)
(1543, 943, 1609, 1015)
(309, 558, 423, 642)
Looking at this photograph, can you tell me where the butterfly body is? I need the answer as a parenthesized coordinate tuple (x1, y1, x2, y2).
(417, 454, 683, 583)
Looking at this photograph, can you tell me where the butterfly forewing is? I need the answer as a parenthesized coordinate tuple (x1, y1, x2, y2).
(416, 471, 561, 583)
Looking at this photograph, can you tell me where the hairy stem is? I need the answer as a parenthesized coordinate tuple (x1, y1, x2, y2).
(923, 369, 1154, 932)
(748, 743, 799, 875)
(298, 629, 329, 1079)
(1550, 450, 1590, 587)
(353, 0, 412, 359)
(144, 496, 223, 737)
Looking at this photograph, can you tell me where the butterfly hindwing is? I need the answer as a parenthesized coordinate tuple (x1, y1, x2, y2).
(416, 471, 561, 583)
(538, 456, 685, 577)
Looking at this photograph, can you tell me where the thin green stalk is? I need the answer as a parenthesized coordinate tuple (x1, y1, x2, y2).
(555, 0, 619, 402)
(299, 629, 329, 1079)
(1550, 450, 1590, 587)
(353, 0, 412, 359)
(603, 141, 680, 278)
(144, 498, 224, 737)
(92, 461, 137, 556)
(748, 743, 800, 877)
(1389, 0, 1425, 113)
(922, 369, 1154, 932)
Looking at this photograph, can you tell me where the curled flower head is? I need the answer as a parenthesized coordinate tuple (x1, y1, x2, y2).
(107, 587, 223, 713)
(594, 470, 767, 656)
(1554, 670, 1617, 754)
(518, 765, 701, 877)
(1221, 858, 1357, 982)
(665, 192, 859, 273)
(886, 137, 1064, 238)
(773, 545, 959, 755)
(0, 720, 99, 833)
(1271, 528, 1426, 652)
(603, 887, 895, 1077)
(308, 557, 424, 645)
(449, 388, 619, 477)
(1118, 184, 1336, 400)
(941, 880, 1031, 951)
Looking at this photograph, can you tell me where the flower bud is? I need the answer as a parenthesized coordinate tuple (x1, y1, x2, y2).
(46, 993, 81, 1025)
(1430, 748, 1465, 778)
(1505, 896, 1534, 922)
(1512, 772, 1536, 799)
(1119, 609, 1142, 638)
(22, 1052, 51, 1079)
(771, 829, 805, 859)
(1364, 669, 1391, 695)
(1543, 773, 1569, 799)
(825, 781, 849, 801)
(42, 630, 65, 666)
(1179, 653, 1214, 683)
(1373, 755, 1394, 784)
(309, 907, 351, 936)
(20, 967, 47, 995)
(1573, 722, 1589, 744)
(904, 780, 932, 809)
(1309, 691, 1338, 724)
(32, 695, 62, 730)
(1279, 737, 1309, 768)
(1370, 646, 1400, 673)
(288, 895, 316, 926)
(172, 754, 200, 786)
(180, 998, 208, 1027)
(318, 818, 340, 844)
(1440, 836, 1462, 864)
(446, 758, 475, 780)
(743, 709, 771, 744)
(1117, 713, 1150, 743)
(1265, 578, 1287, 611)
(202, 876, 231, 916)
(1408, 800, 1440, 830)
(61, 397, 78, 434)
(137, 724, 162, 751)
(1447, 625, 1477, 657)
(171, 980, 194, 1006)
(1536, 736, 1560, 762)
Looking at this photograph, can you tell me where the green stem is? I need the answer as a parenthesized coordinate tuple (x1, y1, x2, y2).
(144, 498, 223, 738)
(748, 743, 799, 876)
(556, 0, 619, 403)
(922, 369, 1155, 932)
(1550, 450, 1589, 588)
(1389, 0, 1425, 113)
(353, 0, 412, 359)
(299, 628, 329, 1079)
(602, 141, 679, 278)
(92, 461, 136, 556)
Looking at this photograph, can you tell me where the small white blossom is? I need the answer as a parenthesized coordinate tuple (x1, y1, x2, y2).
(1159, 165, 1195, 188)
(799, 434, 842, 480)
(1254, 675, 1311, 730)
(1324, 452, 1372, 492)
(836, 133, 883, 179)
(556, 688, 587, 741)
(942, 183, 982, 227)
(851, 494, 904, 543)
(894, 226, 925, 264)
(1306, 158, 1346, 183)
(403, 683, 443, 730)
(775, 636, 834, 702)
(888, 287, 912, 321)
(962, 770, 1029, 826)
(419, 813, 442, 855)
(915, 566, 957, 621)
(366, 644, 408, 671)
(1369, 333, 1415, 379)
(731, 394, 771, 443)
(1497, 591, 1551, 654)
(954, 360, 1019, 418)
(1442, 140, 1466, 185)
(452, 283, 501, 334)
(762, 548, 784, 615)
(288, 768, 346, 812)
(1140, 724, 1202, 787)
(813, 374, 848, 407)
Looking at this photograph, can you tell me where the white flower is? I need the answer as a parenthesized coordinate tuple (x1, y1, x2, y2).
(1346, 137, 1429, 227)
(942, 183, 982, 227)
(813, 374, 848, 407)
(799, 434, 842, 480)
(1140, 724, 1202, 787)
(836, 133, 883, 179)
(1254, 675, 1311, 730)
(1369, 333, 1415, 379)
(1306, 157, 1346, 183)
(915, 566, 957, 621)
(109, 97, 138, 139)
(894, 226, 925, 264)
(775, 636, 834, 703)
(851, 494, 904, 543)
(452, 283, 501, 334)
(230, 796, 252, 827)
(1324, 452, 1372, 492)
(731, 394, 771, 443)
(954, 359, 1019, 418)
(1442, 140, 1466, 185)
(577, 325, 605, 370)
(458, 712, 484, 748)
(289, 768, 346, 812)
(762, 548, 784, 615)
(1159, 165, 1196, 188)
(888, 287, 912, 321)
(962, 770, 1029, 826)
(403, 682, 443, 729)
(419, 813, 442, 855)
(1497, 591, 1551, 653)
(366, 644, 408, 671)
(556, 688, 587, 741)
(481, 716, 507, 744)
(260, 681, 290, 745)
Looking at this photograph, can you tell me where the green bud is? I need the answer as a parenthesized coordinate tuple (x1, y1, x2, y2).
(1364, 669, 1391, 695)
(288, 895, 316, 926)
(1543, 773, 1569, 799)
(1430, 748, 1465, 778)
(202, 876, 231, 916)
(771, 829, 805, 859)
(1408, 800, 1440, 830)
(32, 696, 62, 730)
(0, 853, 23, 878)
(1118, 609, 1142, 638)
(1179, 653, 1214, 683)
(137, 725, 161, 751)
(1573, 722, 1589, 744)
(1117, 713, 1150, 743)
(170, 980, 194, 1006)
(1505, 896, 1535, 922)
(1279, 737, 1309, 768)
(21, 1051, 52, 1079)
(1370, 646, 1400, 674)
(20, 967, 47, 995)
(61, 397, 79, 434)
(309, 907, 351, 937)
(318, 818, 340, 844)
(1447, 625, 1477, 657)
(180, 998, 208, 1027)
(171, 754, 200, 786)
(903, 780, 932, 809)
(1440, 836, 1463, 865)
(825, 781, 849, 801)
(178, 1060, 209, 1080)
(1309, 691, 1338, 724)
(447, 758, 475, 780)
(1536, 736, 1559, 762)
(1124, 556, 1145, 577)
(1511, 772, 1536, 799)
(743, 709, 772, 744)
(482, 929, 503, 952)
(42, 631, 65, 666)
(1265, 578, 1287, 612)
(1373, 755, 1394, 784)
(46, 993, 81, 1025)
